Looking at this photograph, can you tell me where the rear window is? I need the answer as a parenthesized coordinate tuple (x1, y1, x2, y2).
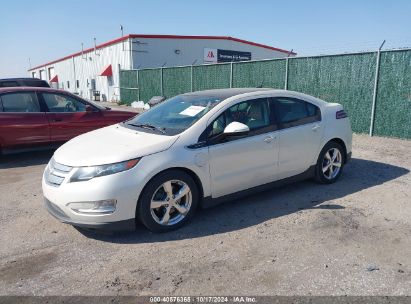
(0, 81, 19, 88)
(22, 80, 50, 87)
(0, 79, 50, 88)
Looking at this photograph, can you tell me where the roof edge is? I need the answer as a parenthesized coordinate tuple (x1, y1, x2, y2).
(28, 34, 296, 71)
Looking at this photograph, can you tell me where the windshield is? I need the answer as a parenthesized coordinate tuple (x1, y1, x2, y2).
(125, 94, 223, 135)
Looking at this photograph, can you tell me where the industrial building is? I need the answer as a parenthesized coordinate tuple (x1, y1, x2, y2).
(28, 34, 295, 102)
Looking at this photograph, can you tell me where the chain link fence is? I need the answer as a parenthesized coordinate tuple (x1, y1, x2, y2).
(120, 49, 411, 139)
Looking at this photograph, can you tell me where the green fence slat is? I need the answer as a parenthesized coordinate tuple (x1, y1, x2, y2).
(193, 64, 231, 91)
(233, 59, 286, 88)
(119, 70, 138, 89)
(119, 70, 139, 104)
(373, 50, 411, 139)
(139, 69, 162, 102)
(163, 66, 192, 98)
(119, 88, 139, 104)
(287, 53, 377, 133)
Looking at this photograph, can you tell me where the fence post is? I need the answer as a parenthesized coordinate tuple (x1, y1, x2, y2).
(137, 69, 140, 101)
(284, 57, 289, 90)
(369, 40, 385, 137)
(160, 67, 164, 96)
(190, 65, 194, 92)
(230, 62, 234, 88)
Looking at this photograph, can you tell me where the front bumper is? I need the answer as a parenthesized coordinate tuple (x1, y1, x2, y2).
(42, 159, 150, 231)
(44, 198, 135, 231)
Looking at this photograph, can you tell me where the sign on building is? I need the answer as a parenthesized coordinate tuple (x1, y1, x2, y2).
(204, 48, 252, 63)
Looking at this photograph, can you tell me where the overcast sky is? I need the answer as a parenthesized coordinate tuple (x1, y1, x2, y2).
(1, 0, 410, 78)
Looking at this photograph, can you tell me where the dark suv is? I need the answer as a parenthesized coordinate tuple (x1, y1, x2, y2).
(0, 78, 50, 88)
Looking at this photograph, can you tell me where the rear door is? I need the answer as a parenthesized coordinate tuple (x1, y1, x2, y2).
(0, 91, 50, 149)
(273, 97, 323, 179)
(40, 92, 105, 142)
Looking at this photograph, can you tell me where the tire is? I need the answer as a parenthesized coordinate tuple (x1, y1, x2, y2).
(315, 141, 345, 184)
(137, 170, 199, 232)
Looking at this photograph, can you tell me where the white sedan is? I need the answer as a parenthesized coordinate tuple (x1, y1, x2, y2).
(42, 88, 352, 232)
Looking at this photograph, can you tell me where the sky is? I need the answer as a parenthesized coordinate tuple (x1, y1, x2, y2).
(0, 0, 410, 78)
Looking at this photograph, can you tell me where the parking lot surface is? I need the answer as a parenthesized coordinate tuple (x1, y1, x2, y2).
(0, 134, 410, 296)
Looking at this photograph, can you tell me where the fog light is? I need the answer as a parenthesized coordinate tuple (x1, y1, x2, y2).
(68, 199, 117, 214)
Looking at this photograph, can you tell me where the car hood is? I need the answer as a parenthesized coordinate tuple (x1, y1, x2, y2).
(53, 124, 179, 167)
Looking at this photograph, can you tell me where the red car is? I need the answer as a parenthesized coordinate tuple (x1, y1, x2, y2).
(0, 87, 136, 154)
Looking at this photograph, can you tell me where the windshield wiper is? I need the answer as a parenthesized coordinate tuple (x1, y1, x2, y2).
(127, 123, 166, 134)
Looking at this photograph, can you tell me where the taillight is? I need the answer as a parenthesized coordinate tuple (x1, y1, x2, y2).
(336, 110, 348, 119)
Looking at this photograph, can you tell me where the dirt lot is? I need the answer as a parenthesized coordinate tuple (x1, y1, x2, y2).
(0, 134, 410, 296)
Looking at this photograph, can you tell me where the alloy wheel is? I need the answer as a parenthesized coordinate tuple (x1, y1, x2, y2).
(150, 180, 192, 226)
(322, 148, 342, 180)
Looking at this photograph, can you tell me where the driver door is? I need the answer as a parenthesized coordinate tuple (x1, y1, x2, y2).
(207, 98, 279, 198)
(41, 92, 103, 142)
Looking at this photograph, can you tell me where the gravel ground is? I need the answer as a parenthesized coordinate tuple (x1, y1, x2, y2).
(0, 134, 410, 296)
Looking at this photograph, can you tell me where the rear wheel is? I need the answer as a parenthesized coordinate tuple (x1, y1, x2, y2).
(138, 170, 199, 232)
(315, 141, 345, 184)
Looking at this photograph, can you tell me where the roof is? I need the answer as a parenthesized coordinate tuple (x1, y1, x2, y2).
(182, 88, 272, 99)
(28, 34, 296, 71)
(184, 88, 329, 105)
(0, 86, 67, 94)
(0, 77, 44, 81)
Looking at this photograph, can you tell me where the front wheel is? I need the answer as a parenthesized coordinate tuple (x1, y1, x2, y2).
(137, 170, 199, 232)
(315, 141, 345, 184)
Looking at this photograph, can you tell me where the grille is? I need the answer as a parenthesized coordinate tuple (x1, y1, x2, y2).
(45, 158, 72, 187)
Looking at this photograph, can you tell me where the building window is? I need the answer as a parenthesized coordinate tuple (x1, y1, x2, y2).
(67, 81, 70, 89)
(76, 80, 80, 88)
(48, 67, 55, 80)
(32, 72, 36, 78)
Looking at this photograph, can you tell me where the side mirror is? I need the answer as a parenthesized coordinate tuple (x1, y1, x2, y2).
(223, 121, 250, 136)
(85, 105, 95, 112)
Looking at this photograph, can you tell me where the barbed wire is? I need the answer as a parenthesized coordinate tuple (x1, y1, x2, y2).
(295, 37, 411, 56)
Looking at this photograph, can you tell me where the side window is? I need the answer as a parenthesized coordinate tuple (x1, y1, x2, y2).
(209, 113, 226, 137)
(207, 98, 272, 139)
(274, 97, 321, 128)
(0, 81, 19, 88)
(0, 92, 41, 112)
(42, 93, 86, 112)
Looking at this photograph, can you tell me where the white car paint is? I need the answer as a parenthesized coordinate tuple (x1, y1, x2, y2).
(42, 89, 352, 230)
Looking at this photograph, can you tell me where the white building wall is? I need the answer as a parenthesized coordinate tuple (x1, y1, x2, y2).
(29, 42, 131, 101)
(131, 38, 290, 69)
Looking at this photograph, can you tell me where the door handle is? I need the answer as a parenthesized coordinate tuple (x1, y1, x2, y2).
(312, 125, 321, 131)
(264, 135, 275, 143)
(52, 118, 63, 122)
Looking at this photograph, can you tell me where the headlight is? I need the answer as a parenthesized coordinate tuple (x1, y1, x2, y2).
(69, 158, 140, 182)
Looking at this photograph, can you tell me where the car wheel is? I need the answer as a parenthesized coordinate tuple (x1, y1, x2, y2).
(137, 170, 199, 232)
(315, 141, 345, 184)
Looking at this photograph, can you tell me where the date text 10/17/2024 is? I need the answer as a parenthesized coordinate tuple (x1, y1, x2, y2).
(149, 296, 257, 303)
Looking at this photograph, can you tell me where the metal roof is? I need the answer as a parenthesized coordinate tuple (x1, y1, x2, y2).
(28, 34, 296, 71)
